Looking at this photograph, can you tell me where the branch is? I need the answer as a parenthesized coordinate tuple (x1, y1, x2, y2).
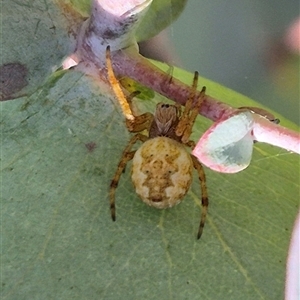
(62, 0, 300, 173)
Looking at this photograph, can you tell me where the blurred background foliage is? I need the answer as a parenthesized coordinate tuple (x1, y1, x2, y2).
(141, 0, 300, 125)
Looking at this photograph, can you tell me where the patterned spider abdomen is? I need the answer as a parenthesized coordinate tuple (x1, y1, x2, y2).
(131, 137, 193, 209)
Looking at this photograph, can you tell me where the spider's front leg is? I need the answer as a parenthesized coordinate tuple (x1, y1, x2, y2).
(175, 71, 206, 144)
(106, 45, 154, 133)
(125, 112, 153, 133)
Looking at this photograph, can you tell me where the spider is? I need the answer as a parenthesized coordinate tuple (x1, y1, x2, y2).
(106, 46, 208, 239)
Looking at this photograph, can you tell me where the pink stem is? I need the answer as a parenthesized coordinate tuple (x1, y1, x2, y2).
(253, 114, 300, 153)
(63, 0, 299, 155)
(111, 50, 300, 154)
(111, 50, 236, 121)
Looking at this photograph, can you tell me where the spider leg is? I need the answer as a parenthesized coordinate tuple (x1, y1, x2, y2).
(127, 90, 141, 103)
(109, 133, 148, 221)
(190, 155, 209, 239)
(106, 46, 154, 133)
(106, 45, 135, 122)
(125, 112, 153, 133)
(181, 86, 206, 144)
(184, 140, 196, 149)
(175, 72, 198, 136)
(176, 71, 206, 144)
(181, 71, 199, 118)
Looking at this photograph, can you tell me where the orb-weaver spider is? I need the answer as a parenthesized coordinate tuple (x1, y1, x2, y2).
(106, 46, 208, 239)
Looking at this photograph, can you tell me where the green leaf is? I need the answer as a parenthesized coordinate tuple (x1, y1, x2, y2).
(2, 1, 299, 299)
(136, 0, 188, 42)
(1, 0, 185, 101)
(1, 0, 72, 99)
(59, 0, 92, 17)
(2, 64, 299, 299)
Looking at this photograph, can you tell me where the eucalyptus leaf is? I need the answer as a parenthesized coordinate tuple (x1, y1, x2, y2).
(1, 0, 72, 99)
(1, 0, 186, 101)
(1, 0, 299, 299)
(61, 0, 92, 17)
(2, 66, 299, 299)
(136, 0, 188, 42)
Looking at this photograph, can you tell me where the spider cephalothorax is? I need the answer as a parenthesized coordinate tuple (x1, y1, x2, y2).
(106, 46, 208, 239)
(149, 103, 181, 140)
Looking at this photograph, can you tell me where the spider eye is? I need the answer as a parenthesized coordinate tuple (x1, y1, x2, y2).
(161, 104, 169, 108)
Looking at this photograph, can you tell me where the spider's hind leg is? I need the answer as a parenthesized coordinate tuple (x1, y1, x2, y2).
(109, 133, 148, 221)
(110, 151, 135, 221)
(191, 155, 208, 239)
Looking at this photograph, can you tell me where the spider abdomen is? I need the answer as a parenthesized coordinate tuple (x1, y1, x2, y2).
(131, 137, 193, 209)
